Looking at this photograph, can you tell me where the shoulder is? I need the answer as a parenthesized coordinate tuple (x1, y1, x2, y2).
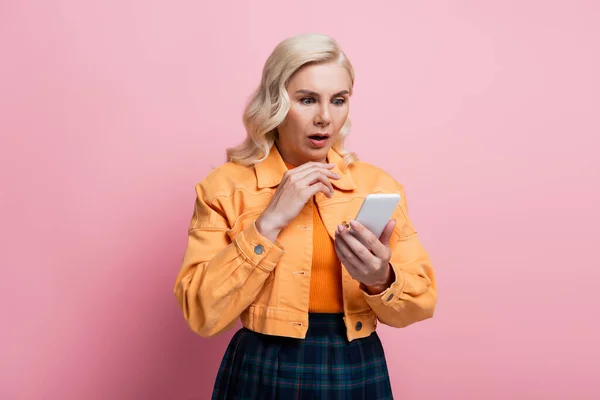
(349, 159, 416, 234)
(348, 160, 405, 194)
(194, 161, 257, 202)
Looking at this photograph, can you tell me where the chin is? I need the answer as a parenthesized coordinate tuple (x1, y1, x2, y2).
(306, 146, 331, 160)
(289, 144, 333, 165)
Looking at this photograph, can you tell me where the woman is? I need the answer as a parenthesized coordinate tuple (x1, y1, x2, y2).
(174, 33, 437, 399)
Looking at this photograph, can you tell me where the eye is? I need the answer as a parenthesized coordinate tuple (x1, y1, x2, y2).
(332, 98, 346, 106)
(300, 97, 316, 105)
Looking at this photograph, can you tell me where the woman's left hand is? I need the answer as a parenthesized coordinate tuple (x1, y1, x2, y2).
(334, 219, 396, 295)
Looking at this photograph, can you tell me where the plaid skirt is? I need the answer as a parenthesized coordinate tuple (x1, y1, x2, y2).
(211, 313, 393, 399)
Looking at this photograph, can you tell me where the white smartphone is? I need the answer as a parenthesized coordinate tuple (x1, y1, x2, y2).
(352, 193, 401, 238)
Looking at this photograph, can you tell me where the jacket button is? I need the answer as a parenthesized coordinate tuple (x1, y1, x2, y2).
(386, 293, 394, 302)
(254, 244, 264, 255)
(355, 321, 362, 331)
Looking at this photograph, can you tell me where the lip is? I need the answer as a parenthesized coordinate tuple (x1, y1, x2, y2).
(308, 133, 330, 148)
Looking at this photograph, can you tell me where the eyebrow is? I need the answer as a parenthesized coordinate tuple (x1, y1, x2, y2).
(295, 89, 350, 98)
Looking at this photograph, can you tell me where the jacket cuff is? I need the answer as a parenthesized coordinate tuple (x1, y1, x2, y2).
(361, 262, 406, 307)
(234, 221, 285, 272)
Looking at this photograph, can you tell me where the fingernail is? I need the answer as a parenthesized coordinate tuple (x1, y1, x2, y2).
(337, 224, 344, 232)
(349, 220, 358, 228)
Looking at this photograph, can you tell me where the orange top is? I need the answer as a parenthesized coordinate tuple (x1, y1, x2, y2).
(284, 162, 344, 313)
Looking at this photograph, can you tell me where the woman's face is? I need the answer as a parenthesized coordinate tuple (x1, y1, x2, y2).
(276, 61, 351, 166)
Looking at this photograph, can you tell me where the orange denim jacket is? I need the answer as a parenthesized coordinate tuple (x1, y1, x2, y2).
(174, 146, 437, 341)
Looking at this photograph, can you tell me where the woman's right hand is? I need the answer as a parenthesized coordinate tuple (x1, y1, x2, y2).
(255, 162, 340, 242)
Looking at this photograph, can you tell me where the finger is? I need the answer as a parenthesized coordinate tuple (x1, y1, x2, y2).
(335, 224, 376, 265)
(348, 220, 391, 260)
(287, 161, 336, 176)
(305, 182, 334, 199)
(297, 172, 335, 195)
(293, 165, 340, 183)
(378, 219, 397, 246)
(280, 162, 333, 185)
(346, 220, 377, 248)
(334, 235, 361, 275)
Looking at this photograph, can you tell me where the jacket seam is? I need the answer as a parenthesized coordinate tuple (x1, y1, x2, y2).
(394, 229, 418, 240)
(227, 209, 263, 237)
(206, 187, 273, 204)
(188, 226, 228, 233)
(248, 304, 280, 313)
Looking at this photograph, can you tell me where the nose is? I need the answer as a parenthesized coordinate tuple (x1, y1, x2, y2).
(314, 103, 331, 127)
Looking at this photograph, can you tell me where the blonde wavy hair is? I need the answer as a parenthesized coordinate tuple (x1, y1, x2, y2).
(226, 33, 357, 167)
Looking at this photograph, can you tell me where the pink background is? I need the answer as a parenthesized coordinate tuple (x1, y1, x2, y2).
(1, 1, 599, 399)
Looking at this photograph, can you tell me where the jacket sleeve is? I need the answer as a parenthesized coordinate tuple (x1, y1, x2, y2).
(174, 182, 284, 337)
(361, 184, 438, 328)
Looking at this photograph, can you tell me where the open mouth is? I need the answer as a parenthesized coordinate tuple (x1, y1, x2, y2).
(308, 134, 330, 148)
(308, 134, 330, 141)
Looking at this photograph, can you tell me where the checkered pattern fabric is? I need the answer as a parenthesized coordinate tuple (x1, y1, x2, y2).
(212, 313, 393, 399)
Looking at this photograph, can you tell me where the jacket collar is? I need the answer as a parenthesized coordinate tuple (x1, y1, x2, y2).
(255, 145, 356, 191)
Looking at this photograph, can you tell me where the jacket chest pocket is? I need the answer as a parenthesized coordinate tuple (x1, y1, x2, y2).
(318, 196, 366, 237)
